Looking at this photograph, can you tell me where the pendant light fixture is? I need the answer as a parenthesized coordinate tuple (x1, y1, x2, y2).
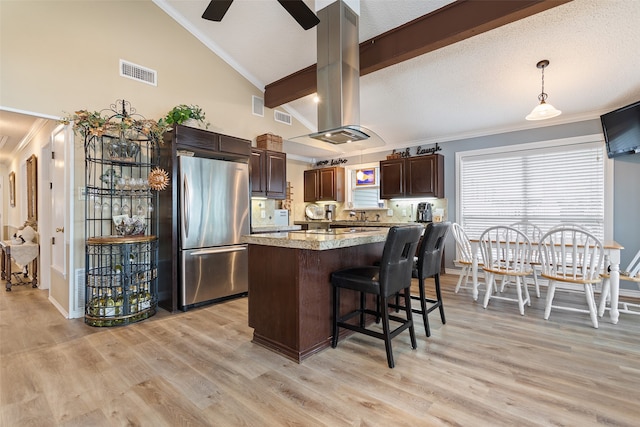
(525, 59, 562, 121)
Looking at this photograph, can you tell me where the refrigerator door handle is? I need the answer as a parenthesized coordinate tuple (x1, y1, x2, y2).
(190, 246, 247, 256)
(182, 174, 190, 239)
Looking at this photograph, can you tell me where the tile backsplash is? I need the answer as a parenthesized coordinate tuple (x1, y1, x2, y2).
(251, 198, 281, 226)
(252, 197, 448, 226)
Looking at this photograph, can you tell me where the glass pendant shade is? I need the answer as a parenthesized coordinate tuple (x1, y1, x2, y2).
(525, 59, 561, 121)
(526, 100, 562, 120)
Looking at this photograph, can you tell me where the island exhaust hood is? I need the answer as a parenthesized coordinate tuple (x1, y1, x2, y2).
(312, 0, 366, 144)
(291, 0, 385, 152)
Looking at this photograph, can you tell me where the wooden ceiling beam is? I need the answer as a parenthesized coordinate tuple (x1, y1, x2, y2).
(264, 0, 571, 108)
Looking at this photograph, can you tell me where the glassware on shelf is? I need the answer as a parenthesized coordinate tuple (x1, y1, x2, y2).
(112, 202, 121, 215)
(136, 200, 145, 216)
(106, 134, 141, 163)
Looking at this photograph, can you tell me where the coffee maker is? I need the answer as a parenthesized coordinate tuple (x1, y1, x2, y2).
(416, 202, 433, 223)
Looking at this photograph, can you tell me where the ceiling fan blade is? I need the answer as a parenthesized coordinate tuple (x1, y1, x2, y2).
(277, 0, 320, 30)
(202, 0, 234, 22)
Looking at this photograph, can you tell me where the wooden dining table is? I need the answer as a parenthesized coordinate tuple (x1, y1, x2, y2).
(468, 238, 624, 324)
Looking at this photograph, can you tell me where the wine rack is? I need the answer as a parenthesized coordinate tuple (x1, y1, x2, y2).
(83, 100, 159, 326)
(85, 236, 157, 326)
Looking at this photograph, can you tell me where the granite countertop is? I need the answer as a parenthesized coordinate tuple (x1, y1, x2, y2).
(294, 220, 428, 227)
(241, 227, 390, 250)
(251, 225, 302, 234)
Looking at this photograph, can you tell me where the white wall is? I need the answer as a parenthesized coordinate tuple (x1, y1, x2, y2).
(1, 0, 311, 316)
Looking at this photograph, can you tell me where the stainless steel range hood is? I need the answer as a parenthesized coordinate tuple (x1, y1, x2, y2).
(290, 0, 385, 154)
(314, 0, 365, 144)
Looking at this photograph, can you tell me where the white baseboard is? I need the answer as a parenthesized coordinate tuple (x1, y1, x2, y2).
(48, 295, 70, 319)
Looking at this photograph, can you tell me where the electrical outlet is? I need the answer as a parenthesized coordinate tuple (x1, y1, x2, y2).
(260, 209, 266, 219)
(79, 187, 86, 201)
(402, 209, 407, 217)
(387, 209, 394, 217)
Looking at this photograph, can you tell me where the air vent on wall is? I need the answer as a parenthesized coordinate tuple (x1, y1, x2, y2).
(252, 96, 264, 117)
(274, 110, 292, 125)
(74, 268, 86, 314)
(119, 59, 157, 86)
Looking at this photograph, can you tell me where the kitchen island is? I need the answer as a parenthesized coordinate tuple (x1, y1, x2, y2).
(241, 228, 389, 362)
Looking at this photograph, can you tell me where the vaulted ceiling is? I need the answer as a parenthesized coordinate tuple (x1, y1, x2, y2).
(153, 0, 640, 159)
(3, 1, 640, 163)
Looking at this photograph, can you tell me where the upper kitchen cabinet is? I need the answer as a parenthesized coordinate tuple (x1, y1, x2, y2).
(380, 154, 444, 199)
(170, 125, 251, 159)
(304, 166, 345, 202)
(251, 148, 286, 199)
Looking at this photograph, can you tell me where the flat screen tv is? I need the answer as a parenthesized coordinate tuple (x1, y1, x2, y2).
(601, 100, 640, 158)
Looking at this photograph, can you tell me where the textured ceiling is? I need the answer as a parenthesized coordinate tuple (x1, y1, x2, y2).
(4, 1, 640, 163)
(155, 0, 640, 159)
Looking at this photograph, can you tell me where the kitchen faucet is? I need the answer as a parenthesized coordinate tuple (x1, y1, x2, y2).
(349, 211, 367, 221)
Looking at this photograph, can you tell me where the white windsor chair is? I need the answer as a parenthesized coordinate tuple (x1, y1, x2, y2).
(539, 226, 604, 328)
(508, 221, 543, 298)
(451, 223, 483, 294)
(479, 226, 534, 315)
(599, 248, 640, 317)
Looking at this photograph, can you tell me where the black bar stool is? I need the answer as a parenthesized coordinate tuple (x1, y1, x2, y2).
(330, 225, 422, 368)
(408, 222, 450, 337)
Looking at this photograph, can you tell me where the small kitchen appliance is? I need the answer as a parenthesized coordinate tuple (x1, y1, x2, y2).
(274, 209, 289, 226)
(416, 202, 433, 223)
(325, 204, 336, 221)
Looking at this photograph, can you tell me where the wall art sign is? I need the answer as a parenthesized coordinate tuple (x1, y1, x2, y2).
(391, 142, 442, 158)
(315, 158, 348, 167)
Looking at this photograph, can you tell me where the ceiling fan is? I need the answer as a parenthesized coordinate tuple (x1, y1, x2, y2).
(202, 0, 320, 30)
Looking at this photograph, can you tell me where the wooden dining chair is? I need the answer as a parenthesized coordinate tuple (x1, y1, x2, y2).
(508, 221, 543, 298)
(479, 226, 533, 315)
(539, 226, 604, 328)
(451, 223, 483, 294)
(599, 248, 640, 317)
(548, 223, 590, 234)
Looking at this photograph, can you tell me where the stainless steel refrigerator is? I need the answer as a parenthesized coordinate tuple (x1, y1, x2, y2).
(178, 155, 249, 308)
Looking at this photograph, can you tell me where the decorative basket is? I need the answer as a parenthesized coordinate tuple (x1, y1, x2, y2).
(386, 153, 402, 160)
(257, 133, 283, 151)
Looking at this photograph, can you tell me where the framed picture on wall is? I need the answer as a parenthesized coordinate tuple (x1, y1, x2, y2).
(355, 168, 376, 186)
(9, 171, 15, 207)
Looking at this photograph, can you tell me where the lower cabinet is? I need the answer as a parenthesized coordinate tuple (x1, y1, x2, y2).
(251, 148, 286, 199)
(85, 236, 158, 327)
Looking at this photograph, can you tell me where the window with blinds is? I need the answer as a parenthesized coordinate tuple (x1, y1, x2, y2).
(457, 139, 606, 241)
(345, 163, 381, 209)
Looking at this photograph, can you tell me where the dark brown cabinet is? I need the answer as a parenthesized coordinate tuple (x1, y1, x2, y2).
(251, 148, 286, 199)
(171, 125, 250, 158)
(304, 166, 345, 202)
(380, 154, 444, 199)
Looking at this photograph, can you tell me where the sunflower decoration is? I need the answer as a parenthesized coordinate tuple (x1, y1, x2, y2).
(148, 167, 170, 191)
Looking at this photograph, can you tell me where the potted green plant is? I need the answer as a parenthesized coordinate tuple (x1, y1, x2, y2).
(163, 104, 210, 129)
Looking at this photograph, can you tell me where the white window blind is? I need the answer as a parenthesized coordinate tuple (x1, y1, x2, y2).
(458, 140, 605, 241)
(347, 165, 381, 209)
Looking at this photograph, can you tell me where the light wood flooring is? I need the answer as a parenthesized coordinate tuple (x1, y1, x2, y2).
(2, 275, 640, 426)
